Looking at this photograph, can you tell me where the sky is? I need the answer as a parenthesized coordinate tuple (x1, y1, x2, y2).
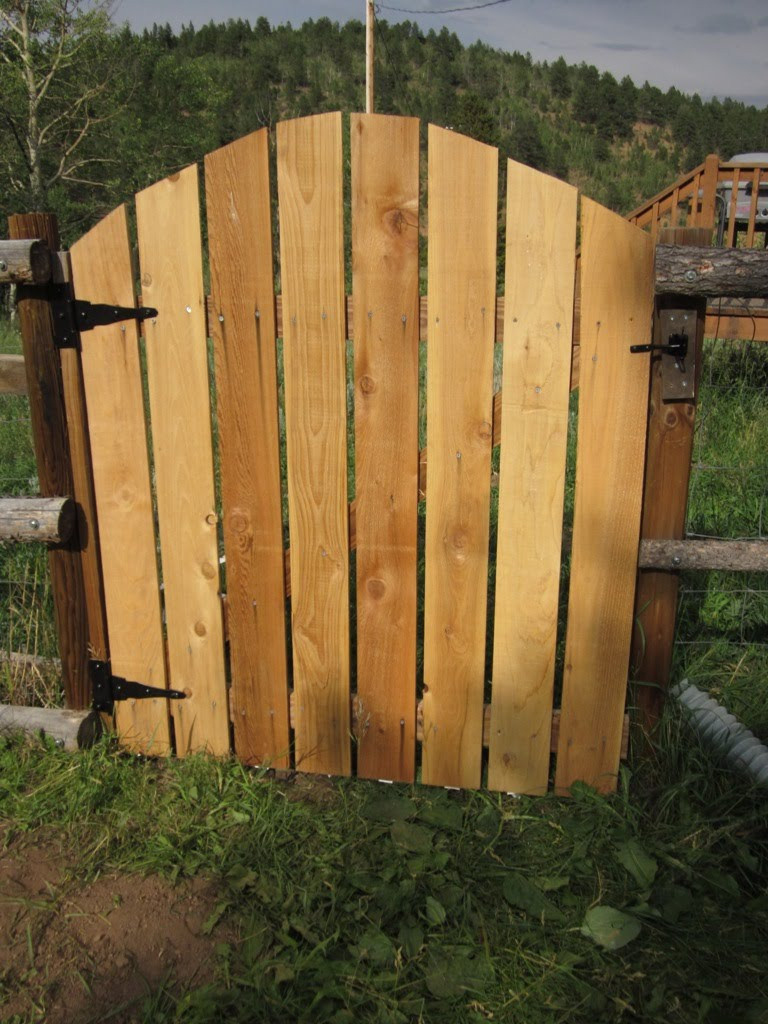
(114, 0, 768, 109)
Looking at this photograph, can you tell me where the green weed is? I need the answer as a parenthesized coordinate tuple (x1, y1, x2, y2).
(1, 731, 767, 1023)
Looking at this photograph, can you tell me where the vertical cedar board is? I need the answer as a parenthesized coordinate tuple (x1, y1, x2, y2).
(488, 161, 577, 795)
(58, 344, 108, 662)
(205, 131, 291, 768)
(69, 207, 171, 755)
(135, 165, 230, 756)
(277, 113, 351, 776)
(555, 198, 654, 795)
(9, 213, 89, 709)
(351, 113, 420, 783)
(631, 225, 709, 729)
(422, 125, 497, 790)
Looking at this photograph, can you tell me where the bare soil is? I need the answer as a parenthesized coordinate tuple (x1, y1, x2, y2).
(0, 832, 233, 1023)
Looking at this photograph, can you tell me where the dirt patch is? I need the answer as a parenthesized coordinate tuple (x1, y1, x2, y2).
(0, 833, 233, 1023)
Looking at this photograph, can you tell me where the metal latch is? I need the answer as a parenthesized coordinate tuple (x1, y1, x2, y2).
(52, 299, 157, 349)
(91, 659, 186, 714)
(630, 309, 696, 402)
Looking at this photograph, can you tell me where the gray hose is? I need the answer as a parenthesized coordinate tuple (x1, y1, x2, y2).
(670, 679, 768, 787)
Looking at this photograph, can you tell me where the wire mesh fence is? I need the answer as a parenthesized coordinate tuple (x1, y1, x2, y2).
(672, 337, 768, 737)
(0, 321, 62, 706)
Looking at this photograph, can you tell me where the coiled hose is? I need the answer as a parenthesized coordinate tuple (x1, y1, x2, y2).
(670, 679, 768, 787)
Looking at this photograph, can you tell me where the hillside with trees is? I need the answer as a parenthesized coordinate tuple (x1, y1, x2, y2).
(2, 5, 767, 241)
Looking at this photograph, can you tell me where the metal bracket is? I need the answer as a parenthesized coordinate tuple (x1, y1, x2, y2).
(91, 658, 186, 715)
(630, 309, 696, 402)
(52, 299, 157, 349)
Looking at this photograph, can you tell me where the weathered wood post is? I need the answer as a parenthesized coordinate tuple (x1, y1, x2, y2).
(8, 213, 107, 708)
(631, 226, 711, 731)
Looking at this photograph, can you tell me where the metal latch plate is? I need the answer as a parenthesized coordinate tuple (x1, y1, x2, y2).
(660, 309, 696, 402)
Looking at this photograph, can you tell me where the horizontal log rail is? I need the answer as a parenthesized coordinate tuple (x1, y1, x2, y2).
(639, 538, 768, 572)
(655, 246, 768, 298)
(0, 496, 75, 543)
(0, 239, 51, 285)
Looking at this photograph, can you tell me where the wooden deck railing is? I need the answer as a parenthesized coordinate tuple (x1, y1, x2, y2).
(627, 152, 768, 248)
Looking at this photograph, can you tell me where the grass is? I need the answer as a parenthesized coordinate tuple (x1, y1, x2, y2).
(1, 725, 767, 1023)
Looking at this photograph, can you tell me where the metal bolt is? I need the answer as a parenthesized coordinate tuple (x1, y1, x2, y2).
(0, 260, 7, 272)
(535, 386, 542, 394)
(672, 555, 681, 567)
(456, 451, 462, 460)
(321, 311, 327, 320)
(685, 270, 697, 282)
(681, 381, 687, 389)
(185, 305, 192, 314)
(218, 313, 224, 323)
(592, 354, 598, 363)
(55, 737, 65, 748)
(401, 314, 407, 323)
(255, 309, 260, 319)
(29, 518, 40, 530)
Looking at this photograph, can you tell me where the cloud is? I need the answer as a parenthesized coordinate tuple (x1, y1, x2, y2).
(758, 16, 768, 26)
(595, 41, 653, 51)
(691, 14, 753, 34)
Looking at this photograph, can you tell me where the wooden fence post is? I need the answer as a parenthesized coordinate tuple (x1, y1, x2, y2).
(8, 213, 107, 708)
(699, 154, 720, 232)
(631, 225, 711, 731)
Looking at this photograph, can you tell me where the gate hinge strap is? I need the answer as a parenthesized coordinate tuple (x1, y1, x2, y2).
(90, 658, 186, 714)
(52, 299, 157, 349)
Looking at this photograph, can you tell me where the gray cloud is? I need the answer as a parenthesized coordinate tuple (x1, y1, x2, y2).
(691, 13, 754, 34)
(758, 15, 768, 26)
(595, 42, 654, 51)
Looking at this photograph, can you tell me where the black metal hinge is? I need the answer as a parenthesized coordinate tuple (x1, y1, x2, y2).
(52, 299, 158, 349)
(91, 659, 186, 715)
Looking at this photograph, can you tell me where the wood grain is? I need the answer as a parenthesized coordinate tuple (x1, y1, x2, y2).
(422, 125, 497, 789)
(555, 199, 654, 795)
(277, 113, 350, 776)
(631, 225, 708, 731)
(136, 166, 230, 757)
(205, 130, 291, 768)
(9, 213, 90, 709)
(351, 113, 420, 783)
(488, 160, 576, 795)
(58, 264, 109, 663)
(0, 354, 28, 395)
(69, 206, 172, 755)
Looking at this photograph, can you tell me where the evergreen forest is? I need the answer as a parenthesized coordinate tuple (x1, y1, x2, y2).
(2, 7, 768, 242)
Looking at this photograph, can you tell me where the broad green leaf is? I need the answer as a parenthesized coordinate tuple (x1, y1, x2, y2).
(425, 895, 447, 926)
(350, 927, 394, 964)
(503, 872, 565, 923)
(652, 883, 694, 924)
(398, 922, 424, 957)
(581, 906, 641, 950)
(534, 875, 571, 892)
(362, 795, 417, 821)
(425, 952, 493, 999)
(616, 839, 657, 889)
(390, 820, 434, 853)
(418, 800, 464, 831)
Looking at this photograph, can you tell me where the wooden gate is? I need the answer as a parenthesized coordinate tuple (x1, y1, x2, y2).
(67, 113, 654, 795)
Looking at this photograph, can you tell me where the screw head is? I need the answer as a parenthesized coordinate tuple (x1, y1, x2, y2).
(0, 260, 7, 272)
(685, 270, 697, 282)
(29, 518, 40, 530)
